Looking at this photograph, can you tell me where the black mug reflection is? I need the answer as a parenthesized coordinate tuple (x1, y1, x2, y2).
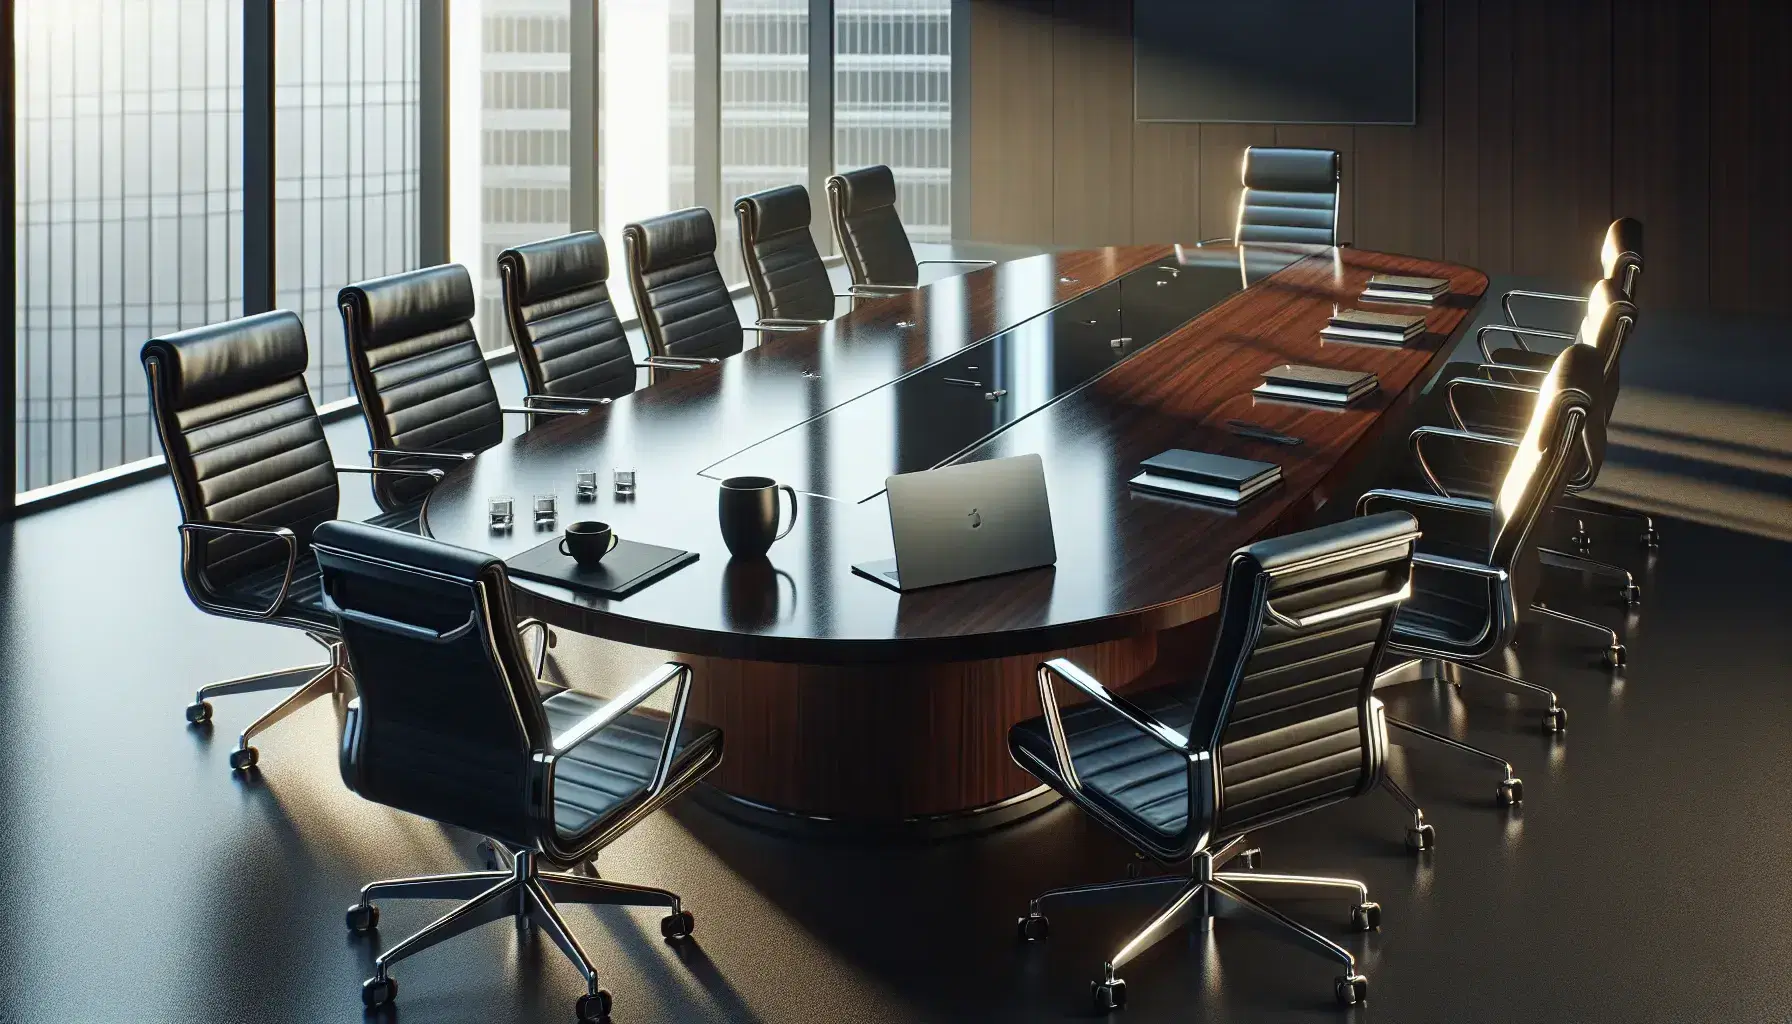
(722, 556, 799, 631)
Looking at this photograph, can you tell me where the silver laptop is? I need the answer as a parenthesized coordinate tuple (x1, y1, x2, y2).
(852, 453, 1057, 592)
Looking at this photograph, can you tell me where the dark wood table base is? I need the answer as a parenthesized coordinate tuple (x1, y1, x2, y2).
(678, 630, 1182, 834)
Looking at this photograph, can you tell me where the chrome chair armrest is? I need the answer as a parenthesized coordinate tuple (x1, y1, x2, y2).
(500, 405, 582, 417)
(1410, 426, 1520, 498)
(1443, 376, 1542, 433)
(1357, 487, 1495, 526)
(178, 521, 299, 619)
(370, 448, 476, 465)
(1192, 237, 1234, 247)
(915, 258, 997, 270)
(1411, 551, 1510, 582)
(524, 393, 612, 409)
(335, 464, 446, 482)
(516, 618, 560, 688)
(1502, 288, 1587, 328)
(540, 663, 693, 800)
(1035, 658, 1192, 797)
(743, 323, 812, 333)
(637, 356, 720, 371)
(847, 282, 919, 294)
(1477, 322, 1575, 361)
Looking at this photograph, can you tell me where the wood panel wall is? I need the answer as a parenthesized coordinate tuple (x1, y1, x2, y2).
(966, 0, 1792, 312)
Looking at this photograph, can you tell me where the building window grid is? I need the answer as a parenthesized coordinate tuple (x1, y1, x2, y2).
(11, 0, 954, 496)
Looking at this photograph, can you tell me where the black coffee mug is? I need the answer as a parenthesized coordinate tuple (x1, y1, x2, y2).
(559, 520, 619, 567)
(717, 476, 798, 558)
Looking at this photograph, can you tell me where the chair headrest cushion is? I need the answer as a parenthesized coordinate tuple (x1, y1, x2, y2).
(626, 208, 718, 274)
(338, 264, 477, 351)
(829, 164, 898, 214)
(1243, 147, 1340, 194)
(141, 309, 309, 410)
(499, 232, 608, 305)
(736, 184, 812, 239)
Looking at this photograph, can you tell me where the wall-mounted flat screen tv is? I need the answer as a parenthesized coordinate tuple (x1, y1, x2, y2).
(1134, 0, 1416, 125)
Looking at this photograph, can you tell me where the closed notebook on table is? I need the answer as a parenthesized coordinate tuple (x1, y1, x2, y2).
(1262, 363, 1379, 396)
(1366, 273, 1449, 295)
(1138, 449, 1280, 490)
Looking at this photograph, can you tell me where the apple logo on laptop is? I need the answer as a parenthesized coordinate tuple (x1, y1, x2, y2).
(968, 507, 982, 529)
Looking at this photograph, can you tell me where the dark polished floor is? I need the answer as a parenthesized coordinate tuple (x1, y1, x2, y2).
(3, 276, 1790, 1023)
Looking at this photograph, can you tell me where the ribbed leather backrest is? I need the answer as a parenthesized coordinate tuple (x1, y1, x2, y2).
(1601, 217, 1644, 301)
(315, 519, 551, 850)
(339, 264, 503, 509)
(1490, 344, 1603, 612)
(1236, 147, 1341, 246)
(498, 231, 636, 401)
(622, 208, 745, 361)
(142, 310, 339, 588)
(826, 165, 920, 287)
(735, 184, 835, 322)
(1193, 512, 1418, 836)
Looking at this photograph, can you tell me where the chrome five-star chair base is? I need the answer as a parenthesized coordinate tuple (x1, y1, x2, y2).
(183, 632, 350, 773)
(1017, 836, 1379, 1010)
(347, 848, 693, 1022)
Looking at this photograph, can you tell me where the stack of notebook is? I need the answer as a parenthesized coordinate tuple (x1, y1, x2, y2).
(1129, 449, 1281, 507)
(1322, 308, 1426, 345)
(1362, 273, 1451, 304)
(1254, 364, 1379, 406)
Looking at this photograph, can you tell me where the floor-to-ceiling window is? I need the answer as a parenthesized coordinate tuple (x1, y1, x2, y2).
(598, 0, 695, 323)
(451, 0, 573, 352)
(718, 0, 808, 286)
(275, 0, 422, 404)
(13, 0, 243, 493)
(834, 0, 951, 244)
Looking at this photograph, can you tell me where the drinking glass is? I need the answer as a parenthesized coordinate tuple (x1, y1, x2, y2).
(613, 468, 637, 496)
(533, 493, 558, 524)
(575, 469, 599, 499)
(488, 495, 514, 529)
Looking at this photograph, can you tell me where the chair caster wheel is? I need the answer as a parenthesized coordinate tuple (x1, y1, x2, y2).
(660, 909, 694, 941)
(1570, 534, 1592, 554)
(1497, 778, 1524, 805)
(1604, 645, 1626, 669)
(1640, 529, 1660, 549)
(1621, 585, 1641, 607)
(185, 700, 213, 725)
(1335, 974, 1368, 1006)
(1543, 706, 1567, 733)
(345, 902, 379, 933)
(361, 975, 396, 1009)
(1237, 848, 1261, 870)
(228, 746, 259, 772)
(1017, 913, 1050, 941)
(1350, 901, 1381, 931)
(576, 989, 612, 1022)
(1092, 978, 1126, 1011)
(1405, 823, 1435, 852)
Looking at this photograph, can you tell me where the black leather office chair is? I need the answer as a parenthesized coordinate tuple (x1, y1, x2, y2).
(1479, 220, 1658, 549)
(142, 310, 442, 772)
(339, 264, 584, 511)
(1437, 280, 1644, 590)
(497, 231, 638, 404)
(1499, 217, 1643, 335)
(1361, 344, 1611, 805)
(1011, 512, 1422, 1009)
(315, 520, 723, 1020)
(735, 185, 843, 325)
(1199, 147, 1342, 247)
(623, 207, 809, 366)
(825, 164, 993, 289)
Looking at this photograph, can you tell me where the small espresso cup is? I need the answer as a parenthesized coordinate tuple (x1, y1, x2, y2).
(717, 476, 798, 558)
(558, 520, 620, 567)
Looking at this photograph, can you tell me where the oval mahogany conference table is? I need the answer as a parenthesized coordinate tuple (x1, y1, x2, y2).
(423, 243, 1488, 834)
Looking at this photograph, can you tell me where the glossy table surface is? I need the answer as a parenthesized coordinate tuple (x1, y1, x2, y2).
(423, 244, 1489, 663)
